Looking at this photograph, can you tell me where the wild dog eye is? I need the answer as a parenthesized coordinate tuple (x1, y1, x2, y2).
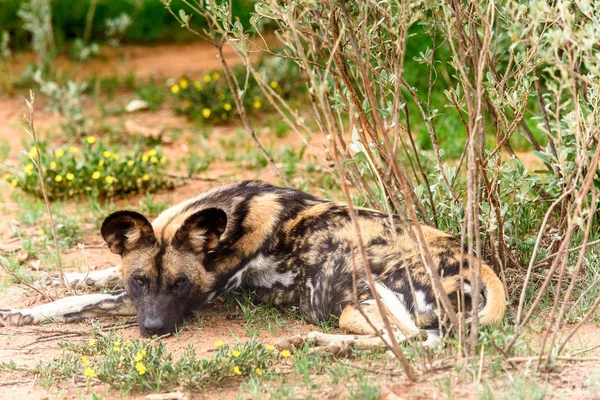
(174, 278, 187, 288)
(134, 277, 145, 287)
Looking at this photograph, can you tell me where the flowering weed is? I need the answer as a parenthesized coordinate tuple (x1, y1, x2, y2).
(6, 138, 171, 199)
(29, 329, 288, 394)
(171, 55, 303, 124)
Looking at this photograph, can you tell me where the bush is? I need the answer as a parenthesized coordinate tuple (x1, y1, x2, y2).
(135, 78, 165, 111)
(6, 136, 171, 199)
(170, 56, 303, 123)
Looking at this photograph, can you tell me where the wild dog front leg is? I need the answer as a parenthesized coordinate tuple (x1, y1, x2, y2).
(50, 266, 122, 289)
(0, 290, 135, 327)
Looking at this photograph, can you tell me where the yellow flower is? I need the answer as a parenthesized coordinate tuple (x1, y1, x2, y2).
(39, 228, 45, 235)
(150, 156, 158, 163)
(265, 345, 274, 351)
(160, 156, 167, 164)
(54, 175, 63, 182)
(98, 159, 104, 167)
(3, 173, 10, 180)
(280, 349, 291, 358)
(66, 173, 75, 181)
(111, 153, 119, 160)
(24, 163, 34, 173)
(202, 108, 211, 118)
(212, 72, 220, 80)
(194, 81, 202, 90)
(233, 366, 241, 375)
(134, 350, 145, 362)
(105, 176, 116, 184)
(127, 160, 134, 166)
(142, 155, 149, 162)
(10, 179, 17, 187)
(232, 350, 241, 358)
(214, 340, 224, 348)
(147, 149, 157, 157)
(142, 174, 150, 181)
(89, 338, 97, 346)
(253, 99, 262, 109)
(54, 149, 65, 158)
(83, 367, 97, 378)
(113, 345, 121, 352)
(171, 85, 180, 94)
(270, 81, 279, 89)
(81, 356, 90, 365)
(255, 367, 263, 376)
(69, 146, 79, 153)
(102, 150, 112, 158)
(224, 103, 232, 111)
(135, 362, 146, 375)
(86, 136, 96, 144)
(50, 161, 57, 170)
(203, 75, 212, 83)
(28, 146, 38, 158)
(180, 79, 189, 89)
(91, 171, 101, 180)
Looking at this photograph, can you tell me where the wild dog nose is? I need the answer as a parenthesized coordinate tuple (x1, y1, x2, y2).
(143, 317, 165, 334)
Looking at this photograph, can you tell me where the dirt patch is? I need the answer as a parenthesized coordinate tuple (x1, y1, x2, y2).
(6, 41, 249, 85)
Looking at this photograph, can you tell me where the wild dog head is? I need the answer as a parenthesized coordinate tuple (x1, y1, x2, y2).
(101, 208, 227, 337)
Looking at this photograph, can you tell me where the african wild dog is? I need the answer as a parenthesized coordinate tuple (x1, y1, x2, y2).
(0, 181, 506, 347)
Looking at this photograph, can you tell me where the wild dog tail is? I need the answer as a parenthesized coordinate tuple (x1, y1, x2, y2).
(461, 263, 506, 325)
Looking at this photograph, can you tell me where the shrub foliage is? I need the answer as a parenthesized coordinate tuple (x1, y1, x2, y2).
(6, 137, 171, 199)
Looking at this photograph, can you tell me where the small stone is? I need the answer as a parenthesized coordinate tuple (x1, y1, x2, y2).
(125, 99, 149, 113)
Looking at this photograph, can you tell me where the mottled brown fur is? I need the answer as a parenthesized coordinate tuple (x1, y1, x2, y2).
(97, 181, 506, 337)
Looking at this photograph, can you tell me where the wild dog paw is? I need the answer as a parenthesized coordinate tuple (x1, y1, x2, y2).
(49, 273, 84, 287)
(275, 334, 305, 351)
(50, 268, 121, 289)
(0, 309, 35, 327)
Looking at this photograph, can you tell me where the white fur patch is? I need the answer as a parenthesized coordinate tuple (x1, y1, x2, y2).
(415, 290, 434, 313)
(423, 329, 441, 348)
(375, 282, 420, 335)
(206, 291, 216, 303)
(463, 283, 472, 295)
(245, 254, 297, 288)
(307, 278, 315, 307)
(224, 264, 251, 291)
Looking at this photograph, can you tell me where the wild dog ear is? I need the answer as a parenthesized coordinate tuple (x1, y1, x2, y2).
(101, 211, 156, 256)
(173, 208, 227, 252)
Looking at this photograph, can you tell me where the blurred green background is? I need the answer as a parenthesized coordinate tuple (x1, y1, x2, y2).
(0, 0, 256, 49)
